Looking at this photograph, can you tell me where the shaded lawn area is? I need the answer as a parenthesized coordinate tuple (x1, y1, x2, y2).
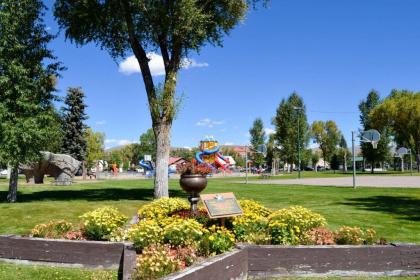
(0, 262, 116, 280)
(221, 170, 420, 182)
(0, 178, 419, 243)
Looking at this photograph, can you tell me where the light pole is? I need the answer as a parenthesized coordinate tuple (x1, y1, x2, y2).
(293, 106, 303, 179)
(245, 145, 248, 184)
(352, 131, 356, 189)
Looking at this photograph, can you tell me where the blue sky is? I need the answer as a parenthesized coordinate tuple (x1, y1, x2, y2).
(43, 0, 420, 149)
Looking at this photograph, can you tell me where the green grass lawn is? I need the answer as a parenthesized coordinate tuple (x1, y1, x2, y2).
(225, 170, 420, 181)
(0, 262, 116, 280)
(0, 178, 419, 242)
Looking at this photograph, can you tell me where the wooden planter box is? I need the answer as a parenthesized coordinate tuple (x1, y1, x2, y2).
(1, 235, 419, 280)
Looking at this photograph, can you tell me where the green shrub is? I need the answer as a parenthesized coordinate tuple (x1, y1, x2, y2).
(232, 212, 270, 244)
(268, 206, 326, 245)
(137, 198, 189, 220)
(80, 207, 127, 240)
(31, 220, 73, 239)
(268, 206, 326, 237)
(199, 226, 235, 256)
(128, 220, 163, 250)
(238, 199, 272, 217)
(268, 221, 299, 245)
(335, 226, 377, 245)
(163, 218, 204, 247)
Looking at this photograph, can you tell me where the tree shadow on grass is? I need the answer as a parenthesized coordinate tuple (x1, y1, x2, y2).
(0, 188, 187, 203)
(342, 196, 420, 221)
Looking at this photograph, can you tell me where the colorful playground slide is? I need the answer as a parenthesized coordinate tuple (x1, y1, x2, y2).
(195, 137, 232, 173)
(139, 159, 176, 177)
(139, 160, 153, 171)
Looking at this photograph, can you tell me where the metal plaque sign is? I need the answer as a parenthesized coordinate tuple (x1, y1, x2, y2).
(200, 192, 243, 219)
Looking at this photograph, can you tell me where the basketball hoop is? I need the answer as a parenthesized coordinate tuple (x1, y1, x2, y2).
(361, 129, 381, 149)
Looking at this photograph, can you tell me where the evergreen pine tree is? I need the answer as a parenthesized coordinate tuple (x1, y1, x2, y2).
(249, 118, 266, 167)
(359, 90, 391, 173)
(272, 92, 309, 172)
(61, 87, 88, 161)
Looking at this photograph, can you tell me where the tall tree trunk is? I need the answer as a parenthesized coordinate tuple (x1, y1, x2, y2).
(371, 160, 375, 174)
(153, 123, 171, 198)
(82, 161, 87, 180)
(7, 166, 18, 203)
(343, 151, 347, 173)
(6, 165, 11, 179)
(324, 157, 326, 170)
(416, 154, 420, 172)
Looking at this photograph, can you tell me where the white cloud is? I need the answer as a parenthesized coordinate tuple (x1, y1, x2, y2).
(264, 128, 275, 135)
(196, 118, 225, 128)
(223, 142, 235, 146)
(95, 120, 106, 125)
(105, 139, 136, 149)
(119, 53, 208, 76)
(181, 58, 209, 69)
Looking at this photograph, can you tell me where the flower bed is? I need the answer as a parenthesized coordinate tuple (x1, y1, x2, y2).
(30, 199, 385, 279)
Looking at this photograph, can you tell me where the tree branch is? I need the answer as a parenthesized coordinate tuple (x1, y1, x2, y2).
(120, 0, 160, 124)
(158, 34, 170, 73)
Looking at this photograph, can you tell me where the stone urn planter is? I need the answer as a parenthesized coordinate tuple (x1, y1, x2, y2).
(179, 174, 208, 213)
(180, 174, 207, 194)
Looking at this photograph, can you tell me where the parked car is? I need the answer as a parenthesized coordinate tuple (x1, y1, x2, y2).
(304, 166, 314, 171)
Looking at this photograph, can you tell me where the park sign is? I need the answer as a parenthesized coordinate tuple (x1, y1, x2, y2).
(200, 192, 243, 219)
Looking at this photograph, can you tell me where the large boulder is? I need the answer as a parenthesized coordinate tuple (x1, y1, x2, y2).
(20, 152, 81, 185)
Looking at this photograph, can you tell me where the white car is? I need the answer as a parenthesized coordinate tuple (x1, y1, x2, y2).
(0, 169, 8, 176)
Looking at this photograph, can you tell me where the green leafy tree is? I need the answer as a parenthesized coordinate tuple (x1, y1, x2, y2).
(139, 128, 157, 161)
(106, 150, 122, 167)
(311, 120, 341, 169)
(170, 148, 196, 161)
(61, 87, 88, 161)
(311, 151, 320, 171)
(330, 153, 340, 174)
(359, 90, 391, 173)
(370, 90, 420, 171)
(338, 135, 349, 172)
(265, 134, 280, 172)
(54, 0, 267, 198)
(300, 149, 313, 168)
(85, 128, 105, 170)
(249, 118, 266, 167)
(0, 0, 62, 202)
(272, 92, 309, 172)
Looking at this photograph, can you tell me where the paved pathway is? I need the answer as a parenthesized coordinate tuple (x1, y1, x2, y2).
(248, 176, 420, 188)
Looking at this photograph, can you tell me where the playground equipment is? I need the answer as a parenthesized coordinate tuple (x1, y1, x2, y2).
(139, 158, 176, 177)
(139, 159, 154, 177)
(195, 136, 231, 173)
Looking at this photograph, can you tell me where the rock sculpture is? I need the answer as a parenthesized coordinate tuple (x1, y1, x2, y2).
(20, 152, 81, 185)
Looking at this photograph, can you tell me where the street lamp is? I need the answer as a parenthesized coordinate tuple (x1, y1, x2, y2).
(293, 106, 303, 179)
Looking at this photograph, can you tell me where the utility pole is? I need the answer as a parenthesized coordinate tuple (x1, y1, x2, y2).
(293, 106, 303, 179)
(352, 131, 356, 189)
(245, 145, 248, 184)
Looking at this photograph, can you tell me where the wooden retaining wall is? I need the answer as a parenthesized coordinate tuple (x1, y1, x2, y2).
(0, 235, 137, 280)
(164, 244, 420, 279)
(0, 235, 419, 280)
(246, 245, 420, 278)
